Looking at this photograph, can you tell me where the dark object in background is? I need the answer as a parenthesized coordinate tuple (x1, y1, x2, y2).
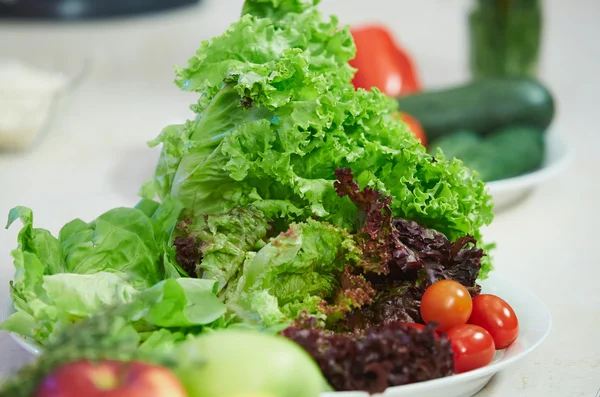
(469, 0, 543, 78)
(0, 0, 201, 20)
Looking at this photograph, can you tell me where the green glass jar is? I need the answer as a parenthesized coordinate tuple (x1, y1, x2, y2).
(469, 0, 543, 78)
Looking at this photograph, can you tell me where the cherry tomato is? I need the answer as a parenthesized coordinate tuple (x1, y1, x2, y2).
(468, 294, 519, 350)
(420, 280, 473, 332)
(400, 322, 444, 340)
(446, 324, 496, 374)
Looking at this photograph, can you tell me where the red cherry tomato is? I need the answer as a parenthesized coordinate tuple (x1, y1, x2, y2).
(400, 322, 444, 340)
(468, 294, 519, 350)
(420, 280, 473, 332)
(446, 324, 496, 374)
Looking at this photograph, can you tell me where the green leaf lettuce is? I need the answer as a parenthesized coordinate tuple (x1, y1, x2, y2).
(0, 199, 230, 344)
(143, 0, 495, 275)
(226, 219, 362, 327)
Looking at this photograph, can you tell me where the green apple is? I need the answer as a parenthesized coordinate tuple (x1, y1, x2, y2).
(173, 330, 327, 397)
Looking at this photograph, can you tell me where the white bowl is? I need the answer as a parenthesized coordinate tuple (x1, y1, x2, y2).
(486, 132, 572, 212)
(2, 274, 551, 397)
(0, 52, 89, 152)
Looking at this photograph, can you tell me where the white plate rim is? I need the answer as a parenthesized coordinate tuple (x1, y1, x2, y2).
(2, 274, 552, 396)
(1, 304, 43, 355)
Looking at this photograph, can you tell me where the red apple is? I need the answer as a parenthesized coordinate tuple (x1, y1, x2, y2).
(35, 359, 187, 397)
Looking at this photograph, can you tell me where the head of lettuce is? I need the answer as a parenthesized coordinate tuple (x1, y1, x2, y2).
(141, 0, 495, 275)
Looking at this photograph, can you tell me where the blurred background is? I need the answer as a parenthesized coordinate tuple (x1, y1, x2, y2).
(2, 0, 594, 218)
(0, 0, 598, 395)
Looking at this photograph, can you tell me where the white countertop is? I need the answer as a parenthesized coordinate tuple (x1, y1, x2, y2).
(1, 0, 599, 395)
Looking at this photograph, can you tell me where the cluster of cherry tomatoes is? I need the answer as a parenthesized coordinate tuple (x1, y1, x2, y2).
(405, 280, 520, 374)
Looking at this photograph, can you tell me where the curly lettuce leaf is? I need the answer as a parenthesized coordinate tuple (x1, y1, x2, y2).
(325, 170, 486, 332)
(173, 207, 271, 292)
(228, 219, 362, 327)
(242, 0, 318, 20)
(143, 0, 494, 276)
(282, 321, 453, 393)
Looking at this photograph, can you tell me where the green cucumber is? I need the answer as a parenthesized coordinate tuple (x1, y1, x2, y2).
(458, 126, 545, 182)
(428, 130, 480, 160)
(396, 77, 555, 142)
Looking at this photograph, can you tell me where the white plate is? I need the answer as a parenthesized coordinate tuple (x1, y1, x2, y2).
(2, 275, 551, 397)
(486, 132, 572, 212)
(322, 275, 552, 397)
(1, 304, 42, 355)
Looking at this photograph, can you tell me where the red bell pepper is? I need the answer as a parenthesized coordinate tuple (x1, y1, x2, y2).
(349, 25, 422, 97)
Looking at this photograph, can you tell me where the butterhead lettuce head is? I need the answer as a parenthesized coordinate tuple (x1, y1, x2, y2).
(142, 0, 494, 275)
